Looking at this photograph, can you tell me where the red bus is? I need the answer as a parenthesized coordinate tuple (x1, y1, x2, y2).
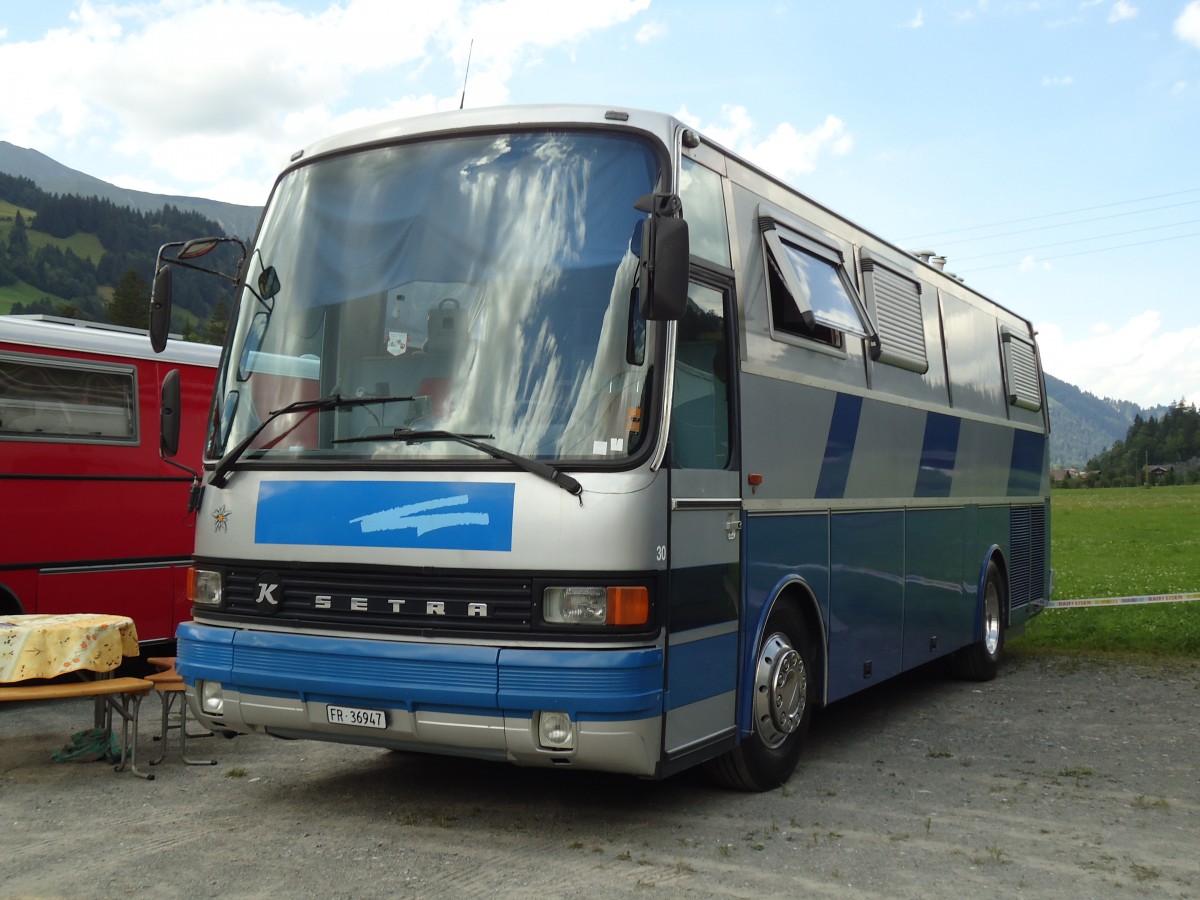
(0, 315, 220, 646)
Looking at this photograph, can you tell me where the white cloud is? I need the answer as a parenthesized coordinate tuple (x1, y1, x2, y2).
(0, 0, 650, 204)
(1019, 255, 1052, 272)
(677, 105, 853, 181)
(1176, 1, 1200, 48)
(1042, 75, 1076, 86)
(1107, 0, 1137, 23)
(952, 1, 990, 23)
(635, 20, 666, 44)
(1036, 313, 1200, 406)
(905, 9, 925, 28)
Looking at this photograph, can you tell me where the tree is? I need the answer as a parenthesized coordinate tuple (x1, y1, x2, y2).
(7, 209, 29, 257)
(108, 268, 150, 329)
(202, 297, 229, 344)
(1089, 401, 1200, 485)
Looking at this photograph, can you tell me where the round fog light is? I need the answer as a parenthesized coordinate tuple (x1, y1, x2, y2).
(537, 711, 574, 750)
(199, 680, 225, 715)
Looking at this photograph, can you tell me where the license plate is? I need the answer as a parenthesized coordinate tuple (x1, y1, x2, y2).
(326, 704, 387, 729)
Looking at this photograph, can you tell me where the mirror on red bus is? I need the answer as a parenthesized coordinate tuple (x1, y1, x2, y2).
(160, 368, 181, 458)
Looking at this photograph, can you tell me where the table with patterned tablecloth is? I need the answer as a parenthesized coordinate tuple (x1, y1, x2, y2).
(0, 614, 140, 683)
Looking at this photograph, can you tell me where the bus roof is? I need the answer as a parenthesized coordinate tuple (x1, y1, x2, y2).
(289, 104, 681, 168)
(0, 315, 221, 368)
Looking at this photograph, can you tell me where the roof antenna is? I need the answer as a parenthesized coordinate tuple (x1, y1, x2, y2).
(459, 39, 474, 110)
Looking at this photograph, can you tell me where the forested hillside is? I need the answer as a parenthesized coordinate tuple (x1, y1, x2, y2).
(1082, 401, 1200, 486)
(1045, 372, 1152, 469)
(0, 172, 235, 339)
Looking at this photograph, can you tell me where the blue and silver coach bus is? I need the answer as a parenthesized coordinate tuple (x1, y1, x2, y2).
(151, 105, 1050, 790)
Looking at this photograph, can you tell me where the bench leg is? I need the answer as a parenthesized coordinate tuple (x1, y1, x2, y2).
(149, 689, 217, 768)
(108, 692, 153, 780)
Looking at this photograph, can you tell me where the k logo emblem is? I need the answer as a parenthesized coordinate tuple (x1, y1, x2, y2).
(254, 573, 282, 614)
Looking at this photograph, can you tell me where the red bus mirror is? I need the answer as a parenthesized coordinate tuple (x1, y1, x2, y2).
(160, 368, 181, 458)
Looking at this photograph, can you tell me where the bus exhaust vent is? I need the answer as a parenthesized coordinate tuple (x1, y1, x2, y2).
(1009, 504, 1046, 609)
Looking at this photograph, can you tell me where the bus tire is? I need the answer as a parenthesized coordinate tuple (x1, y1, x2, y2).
(0, 584, 22, 616)
(952, 560, 1005, 682)
(705, 605, 814, 792)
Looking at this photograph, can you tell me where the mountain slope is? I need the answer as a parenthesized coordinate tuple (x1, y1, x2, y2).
(0, 141, 261, 238)
(1045, 373, 1149, 468)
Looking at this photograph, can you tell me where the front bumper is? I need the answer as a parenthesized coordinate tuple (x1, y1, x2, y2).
(176, 622, 665, 776)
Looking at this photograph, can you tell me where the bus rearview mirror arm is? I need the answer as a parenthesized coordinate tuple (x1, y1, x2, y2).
(149, 236, 248, 354)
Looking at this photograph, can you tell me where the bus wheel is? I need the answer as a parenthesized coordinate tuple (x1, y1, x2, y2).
(952, 560, 1005, 682)
(705, 605, 814, 792)
(0, 585, 22, 616)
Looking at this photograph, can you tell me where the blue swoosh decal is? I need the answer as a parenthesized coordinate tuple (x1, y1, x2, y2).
(255, 481, 514, 551)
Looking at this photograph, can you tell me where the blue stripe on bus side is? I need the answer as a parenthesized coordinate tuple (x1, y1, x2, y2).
(665, 631, 738, 709)
(915, 412, 961, 498)
(815, 393, 863, 499)
(1007, 430, 1045, 496)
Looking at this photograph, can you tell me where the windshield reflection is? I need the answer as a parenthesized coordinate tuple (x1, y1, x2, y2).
(214, 130, 662, 465)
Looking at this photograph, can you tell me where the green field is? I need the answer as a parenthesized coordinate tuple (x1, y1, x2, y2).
(1010, 485, 1200, 660)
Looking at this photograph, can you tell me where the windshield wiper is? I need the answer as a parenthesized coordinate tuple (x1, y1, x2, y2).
(209, 393, 416, 488)
(335, 429, 583, 501)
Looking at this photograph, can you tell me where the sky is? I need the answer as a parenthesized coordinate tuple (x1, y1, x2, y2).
(1, 0, 1198, 408)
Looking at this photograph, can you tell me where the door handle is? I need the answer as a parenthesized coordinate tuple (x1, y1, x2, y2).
(725, 513, 742, 541)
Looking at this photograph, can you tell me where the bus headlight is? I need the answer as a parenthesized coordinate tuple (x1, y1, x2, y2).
(189, 568, 223, 608)
(542, 586, 648, 626)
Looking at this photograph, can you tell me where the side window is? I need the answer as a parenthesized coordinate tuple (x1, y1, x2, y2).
(0, 354, 137, 443)
(671, 282, 730, 469)
(679, 158, 731, 268)
(762, 222, 869, 349)
(941, 292, 1005, 416)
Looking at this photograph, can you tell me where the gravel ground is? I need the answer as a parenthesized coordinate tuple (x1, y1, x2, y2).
(2, 655, 1198, 899)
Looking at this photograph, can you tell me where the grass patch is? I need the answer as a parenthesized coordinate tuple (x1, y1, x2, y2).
(0, 279, 69, 314)
(1009, 486, 1200, 660)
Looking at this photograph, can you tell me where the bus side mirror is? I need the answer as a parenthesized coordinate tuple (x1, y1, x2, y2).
(160, 368, 181, 458)
(149, 265, 173, 353)
(636, 193, 689, 321)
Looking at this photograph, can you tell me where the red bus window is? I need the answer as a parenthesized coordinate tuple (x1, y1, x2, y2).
(0, 356, 136, 443)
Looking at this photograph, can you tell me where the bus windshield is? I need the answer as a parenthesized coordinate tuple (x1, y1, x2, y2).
(213, 130, 663, 467)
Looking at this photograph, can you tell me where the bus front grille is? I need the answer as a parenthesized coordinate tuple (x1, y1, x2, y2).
(221, 566, 533, 632)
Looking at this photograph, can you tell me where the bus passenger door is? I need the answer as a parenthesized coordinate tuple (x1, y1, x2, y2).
(664, 279, 741, 760)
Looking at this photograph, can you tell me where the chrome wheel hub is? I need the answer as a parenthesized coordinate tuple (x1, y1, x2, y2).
(753, 633, 806, 749)
(983, 580, 1001, 656)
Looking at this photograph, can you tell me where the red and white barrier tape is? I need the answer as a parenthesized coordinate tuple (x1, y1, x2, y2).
(1045, 591, 1200, 610)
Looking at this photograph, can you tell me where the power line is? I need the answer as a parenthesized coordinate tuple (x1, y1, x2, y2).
(900, 187, 1200, 242)
(956, 230, 1200, 273)
(952, 218, 1200, 262)
(928, 200, 1200, 248)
